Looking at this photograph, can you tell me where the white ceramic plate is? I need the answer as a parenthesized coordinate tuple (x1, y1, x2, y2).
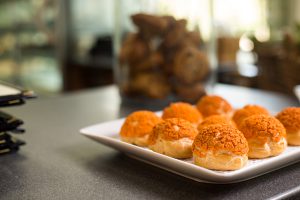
(294, 85, 300, 102)
(80, 117, 300, 184)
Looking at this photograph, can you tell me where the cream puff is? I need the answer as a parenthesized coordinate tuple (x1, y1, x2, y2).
(192, 124, 248, 170)
(233, 105, 269, 129)
(120, 110, 162, 147)
(197, 115, 236, 131)
(196, 95, 233, 118)
(276, 107, 300, 145)
(162, 102, 203, 124)
(239, 115, 287, 158)
(148, 118, 198, 159)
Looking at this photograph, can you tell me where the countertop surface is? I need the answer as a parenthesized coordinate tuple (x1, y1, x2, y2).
(0, 84, 300, 200)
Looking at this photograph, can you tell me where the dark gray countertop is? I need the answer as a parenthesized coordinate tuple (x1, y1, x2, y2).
(0, 84, 299, 200)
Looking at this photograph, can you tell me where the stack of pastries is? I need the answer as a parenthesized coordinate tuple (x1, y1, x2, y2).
(120, 95, 300, 171)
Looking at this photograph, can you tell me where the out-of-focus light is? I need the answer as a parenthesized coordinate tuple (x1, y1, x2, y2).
(158, 0, 212, 41)
(236, 50, 258, 77)
(214, 0, 261, 34)
(238, 64, 258, 77)
(255, 27, 270, 42)
(239, 35, 254, 52)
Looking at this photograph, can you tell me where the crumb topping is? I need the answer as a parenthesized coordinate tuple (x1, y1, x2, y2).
(148, 118, 198, 145)
(192, 124, 248, 156)
(120, 110, 162, 138)
(276, 107, 300, 132)
(196, 95, 232, 118)
(162, 102, 203, 124)
(239, 115, 286, 142)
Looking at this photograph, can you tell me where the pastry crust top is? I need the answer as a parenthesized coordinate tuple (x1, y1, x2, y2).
(120, 110, 162, 138)
(276, 107, 300, 132)
(239, 115, 286, 143)
(193, 124, 248, 156)
(196, 95, 232, 118)
(162, 102, 203, 124)
(149, 118, 198, 144)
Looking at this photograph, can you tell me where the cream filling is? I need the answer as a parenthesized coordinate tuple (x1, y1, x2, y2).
(149, 136, 193, 159)
(121, 134, 149, 147)
(193, 147, 248, 170)
(248, 137, 287, 158)
(287, 130, 300, 146)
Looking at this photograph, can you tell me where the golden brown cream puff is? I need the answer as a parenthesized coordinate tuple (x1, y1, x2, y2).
(239, 115, 287, 158)
(192, 124, 248, 170)
(233, 105, 269, 129)
(148, 118, 198, 159)
(162, 102, 203, 124)
(196, 95, 233, 118)
(276, 107, 300, 145)
(120, 110, 162, 147)
(197, 115, 236, 131)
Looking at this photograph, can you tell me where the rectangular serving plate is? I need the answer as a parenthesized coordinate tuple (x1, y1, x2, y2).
(294, 85, 300, 102)
(80, 117, 300, 184)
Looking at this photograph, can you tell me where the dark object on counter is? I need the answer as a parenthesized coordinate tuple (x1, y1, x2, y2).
(0, 110, 26, 155)
(0, 98, 25, 107)
(0, 82, 36, 107)
(0, 111, 24, 133)
(0, 132, 26, 155)
(0, 82, 36, 155)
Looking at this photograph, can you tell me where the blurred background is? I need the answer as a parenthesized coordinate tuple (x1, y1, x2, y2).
(0, 0, 299, 99)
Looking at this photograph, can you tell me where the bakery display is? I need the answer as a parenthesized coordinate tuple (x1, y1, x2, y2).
(162, 102, 203, 124)
(119, 33, 150, 67)
(131, 13, 174, 38)
(118, 13, 210, 102)
(192, 124, 248, 170)
(239, 115, 287, 158)
(276, 107, 300, 145)
(148, 118, 198, 158)
(120, 110, 162, 147)
(127, 72, 171, 99)
(173, 46, 210, 85)
(198, 115, 236, 130)
(233, 105, 269, 129)
(196, 95, 233, 118)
